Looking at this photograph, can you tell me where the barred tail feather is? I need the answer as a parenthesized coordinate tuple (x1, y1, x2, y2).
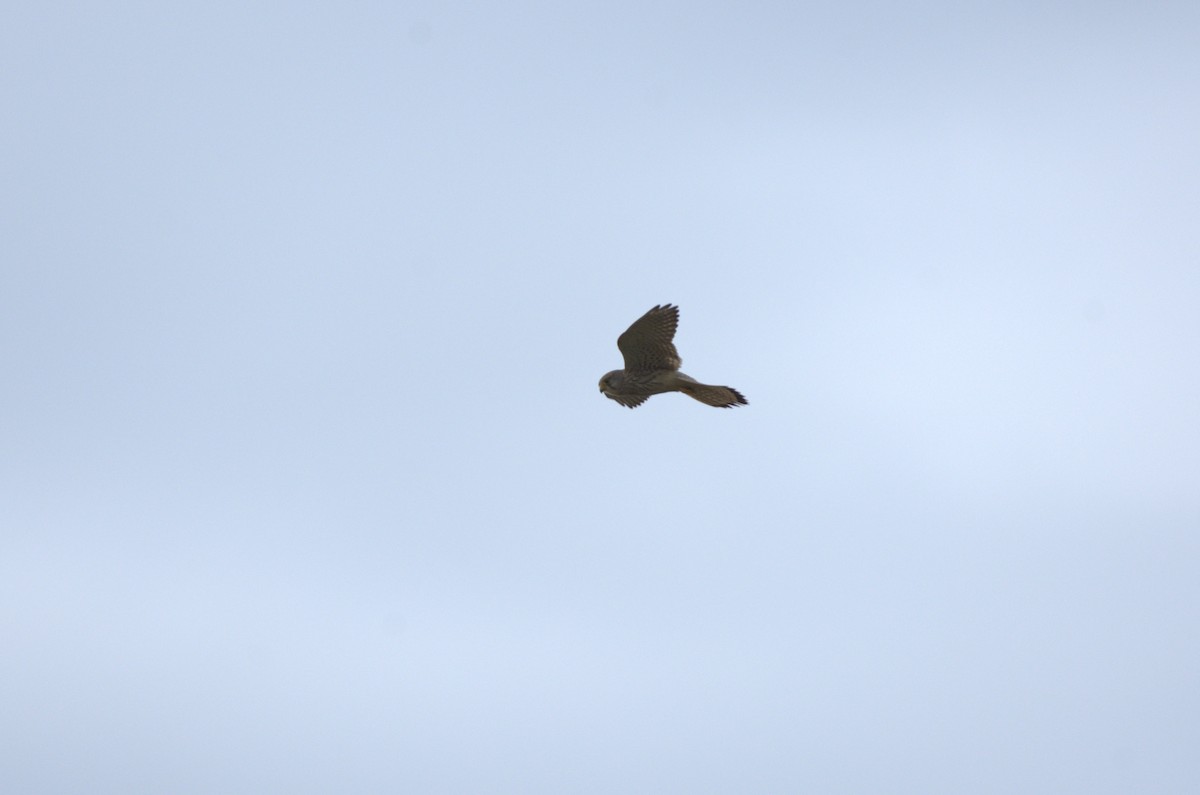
(679, 382, 748, 408)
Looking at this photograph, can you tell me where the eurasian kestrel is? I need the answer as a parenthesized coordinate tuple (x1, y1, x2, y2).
(599, 304, 748, 409)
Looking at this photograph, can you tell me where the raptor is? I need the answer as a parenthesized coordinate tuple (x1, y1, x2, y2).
(598, 304, 748, 409)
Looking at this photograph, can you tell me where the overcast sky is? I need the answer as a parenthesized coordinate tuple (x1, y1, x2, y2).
(3, 2, 1198, 792)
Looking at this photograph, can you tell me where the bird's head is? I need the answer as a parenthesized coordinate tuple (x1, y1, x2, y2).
(598, 370, 621, 395)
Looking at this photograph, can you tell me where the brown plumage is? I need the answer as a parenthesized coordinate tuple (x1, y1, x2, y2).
(599, 304, 747, 409)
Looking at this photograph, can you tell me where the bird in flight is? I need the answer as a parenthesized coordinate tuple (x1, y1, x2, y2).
(599, 304, 748, 409)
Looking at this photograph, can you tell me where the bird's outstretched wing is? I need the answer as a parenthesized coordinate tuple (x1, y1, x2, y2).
(617, 304, 681, 372)
(604, 392, 650, 409)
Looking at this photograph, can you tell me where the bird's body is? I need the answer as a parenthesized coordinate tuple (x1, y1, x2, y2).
(599, 304, 747, 409)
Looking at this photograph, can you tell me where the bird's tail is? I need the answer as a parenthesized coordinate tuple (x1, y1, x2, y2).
(678, 380, 748, 408)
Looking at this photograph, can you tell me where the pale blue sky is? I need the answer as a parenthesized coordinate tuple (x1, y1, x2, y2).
(3, 2, 1199, 792)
